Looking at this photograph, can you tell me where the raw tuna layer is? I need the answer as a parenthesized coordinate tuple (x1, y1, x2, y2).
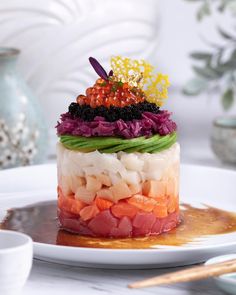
(58, 208, 180, 238)
(57, 184, 180, 238)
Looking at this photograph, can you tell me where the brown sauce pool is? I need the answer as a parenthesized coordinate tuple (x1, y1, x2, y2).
(1, 201, 236, 249)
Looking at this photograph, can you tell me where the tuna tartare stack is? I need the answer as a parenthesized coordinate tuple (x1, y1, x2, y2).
(56, 56, 180, 238)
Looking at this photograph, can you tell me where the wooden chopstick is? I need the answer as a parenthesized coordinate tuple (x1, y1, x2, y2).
(128, 258, 236, 289)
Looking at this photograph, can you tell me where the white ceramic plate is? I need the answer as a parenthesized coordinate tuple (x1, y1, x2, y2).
(0, 164, 236, 269)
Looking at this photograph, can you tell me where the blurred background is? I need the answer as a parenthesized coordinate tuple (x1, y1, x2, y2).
(0, 0, 236, 169)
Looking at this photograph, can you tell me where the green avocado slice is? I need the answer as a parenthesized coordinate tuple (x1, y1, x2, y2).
(59, 132, 177, 154)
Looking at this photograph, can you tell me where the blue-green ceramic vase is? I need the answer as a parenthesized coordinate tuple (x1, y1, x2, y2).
(0, 47, 48, 169)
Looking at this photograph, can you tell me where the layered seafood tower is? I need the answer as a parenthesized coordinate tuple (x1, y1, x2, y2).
(56, 56, 180, 238)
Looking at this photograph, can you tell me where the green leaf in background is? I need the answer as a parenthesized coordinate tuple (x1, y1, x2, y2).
(190, 52, 212, 60)
(182, 77, 208, 95)
(197, 1, 211, 21)
(218, 0, 234, 12)
(218, 27, 234, 40)
(218, 0, 236, 14)
(214, 59, 236, 74)
(192, 65, 220, 79)
(221, 88, 234, 110)
(230, 48, 236, 59)
(226, 0, 236, 14)
(184, 0, 236, 111)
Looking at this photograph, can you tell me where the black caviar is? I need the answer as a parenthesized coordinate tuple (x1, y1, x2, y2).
(68, 101, 160, 122)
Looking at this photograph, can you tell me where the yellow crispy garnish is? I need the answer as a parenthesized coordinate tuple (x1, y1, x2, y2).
(110, 56, 170, 106)
(145, 73, 170, 106)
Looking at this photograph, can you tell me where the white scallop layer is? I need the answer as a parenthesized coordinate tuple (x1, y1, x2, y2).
(57, 142, 180, 185)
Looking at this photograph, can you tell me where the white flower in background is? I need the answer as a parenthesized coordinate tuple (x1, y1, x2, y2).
(22, 141, 37, 162)
(10, 137, 20, 146)
(0, 131, 8, 148)
(11, 121, 29, 140)
(0, 115, 39, 168)
(0, 149, 17, 168)
(0, 118, 8, 132)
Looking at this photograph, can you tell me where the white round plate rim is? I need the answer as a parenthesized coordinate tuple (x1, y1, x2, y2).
(1, 163, 236, 268)
(3, 189, 236, 253)
(33, 240, 236, 253)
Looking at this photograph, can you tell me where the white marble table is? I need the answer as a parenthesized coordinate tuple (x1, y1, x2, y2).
(22, 259, 224, 295)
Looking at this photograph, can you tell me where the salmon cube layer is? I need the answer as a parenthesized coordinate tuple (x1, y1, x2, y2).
(57, 142, 180, 237)
(57, 193, 180, 238)
(58, 207, 180, 238)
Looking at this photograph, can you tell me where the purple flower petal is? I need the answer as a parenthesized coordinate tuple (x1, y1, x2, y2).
(89, 57, 108, 80)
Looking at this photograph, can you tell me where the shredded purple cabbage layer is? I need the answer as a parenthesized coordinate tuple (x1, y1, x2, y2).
(56, 111, 177, 139)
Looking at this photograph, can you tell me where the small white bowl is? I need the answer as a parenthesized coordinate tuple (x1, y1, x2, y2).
(205, 254, 236, 295)
(0, 230, 33, 295)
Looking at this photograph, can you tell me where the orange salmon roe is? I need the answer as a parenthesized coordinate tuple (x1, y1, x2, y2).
(76, 79, 145, 108)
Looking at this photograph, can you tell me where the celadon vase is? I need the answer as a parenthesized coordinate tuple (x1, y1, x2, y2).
(0, 48, 48, 169)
